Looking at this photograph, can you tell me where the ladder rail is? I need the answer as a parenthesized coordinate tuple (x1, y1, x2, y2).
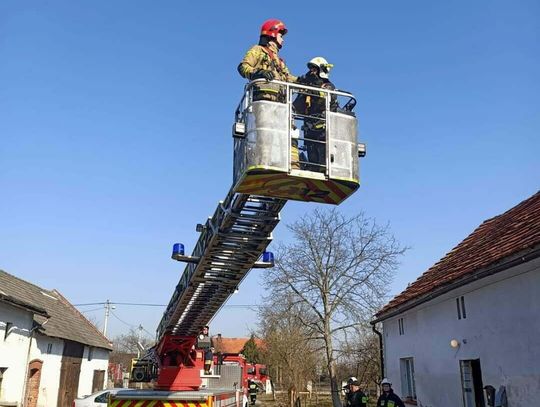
(156, 187, 285, 340)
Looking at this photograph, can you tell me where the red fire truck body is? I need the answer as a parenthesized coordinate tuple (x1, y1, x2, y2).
(247, 364, 269, 388)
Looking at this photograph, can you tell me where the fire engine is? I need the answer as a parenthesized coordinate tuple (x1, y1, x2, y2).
(109, 79, 365, 407)
(247, 364, 269, 390)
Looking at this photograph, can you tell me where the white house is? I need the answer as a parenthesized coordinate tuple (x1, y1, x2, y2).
(372, 191, 540, 407)
(0, 270, 112, 407)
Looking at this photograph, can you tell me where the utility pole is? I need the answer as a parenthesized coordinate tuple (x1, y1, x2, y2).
(137, 324, 144, 390)
(137, 324, 143, 358)
(103, 299, 115, 337)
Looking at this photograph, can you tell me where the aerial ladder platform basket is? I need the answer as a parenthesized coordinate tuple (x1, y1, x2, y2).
(232, 79, 365, 205)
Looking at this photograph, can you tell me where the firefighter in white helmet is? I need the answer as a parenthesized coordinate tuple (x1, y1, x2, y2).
(306, 57, 334, 79)
(293, 56, 337, 171)
(343, 376, 357, 406)
(377, 378, 405, 407)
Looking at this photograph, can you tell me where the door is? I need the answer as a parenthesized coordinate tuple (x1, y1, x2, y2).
(92, 370, 105, 393)
(460, 359, 485, 407)
(25, 360, 43, 407)
(57, 341, 84, 407)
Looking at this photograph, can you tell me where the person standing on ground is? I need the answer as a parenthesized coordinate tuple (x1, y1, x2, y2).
(348, 379, 368, 407)
(248, 379, 258, 405)
(377, 378, 405, 407)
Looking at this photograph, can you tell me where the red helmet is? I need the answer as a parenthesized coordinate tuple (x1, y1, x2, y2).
(260, 19, 288, 39)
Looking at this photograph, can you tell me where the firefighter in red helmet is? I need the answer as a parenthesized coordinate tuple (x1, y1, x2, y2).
(238, 19, 297, 102)
(238, 19, 299, 167)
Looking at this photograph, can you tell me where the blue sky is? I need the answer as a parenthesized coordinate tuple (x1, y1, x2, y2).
(1, 1, 538, 340)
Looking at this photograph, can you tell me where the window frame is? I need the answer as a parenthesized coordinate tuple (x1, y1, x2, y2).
(456, 296, 467, 320)
(400, 357, 417, 400)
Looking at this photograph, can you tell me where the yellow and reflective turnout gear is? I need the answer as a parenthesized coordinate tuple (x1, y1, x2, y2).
(238, 42, 299, 169)
(238, 42, 297, 101)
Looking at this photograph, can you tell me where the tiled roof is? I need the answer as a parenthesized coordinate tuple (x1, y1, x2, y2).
(212, 336, 265, 354)
(376, 191, 540, 319)
(0, 270, 113, 350)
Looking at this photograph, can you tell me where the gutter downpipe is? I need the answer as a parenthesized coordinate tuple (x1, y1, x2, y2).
(371, 322, 384, 379)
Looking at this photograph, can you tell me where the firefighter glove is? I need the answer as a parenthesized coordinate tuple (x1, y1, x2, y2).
(252, 70, 274, 81)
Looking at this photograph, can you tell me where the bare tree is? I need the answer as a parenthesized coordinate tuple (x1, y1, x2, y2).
(264, 209, 406, 407)
(258, 293, 320, 407)
(337, 328, 381, 395)
(112, 328, 154, 354)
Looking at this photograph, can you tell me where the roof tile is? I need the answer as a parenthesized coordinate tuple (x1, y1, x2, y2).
(212, 336, 264, 354)
(376, 191, 540, 318)
(0, 270, 112, 350)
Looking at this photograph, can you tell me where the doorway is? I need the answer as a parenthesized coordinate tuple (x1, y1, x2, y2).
(92, 370, 105, 393)
(25, 360, 43, 407)
(57, 341, 84, 407)
(460, 359, 485, 407)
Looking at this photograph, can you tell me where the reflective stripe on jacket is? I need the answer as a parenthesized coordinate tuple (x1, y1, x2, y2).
(377, 391, 405, 407)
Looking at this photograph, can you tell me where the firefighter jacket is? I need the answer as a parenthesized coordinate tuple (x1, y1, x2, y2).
(238, 41, 297, 99)
(350, 390, 368, 407)
(376, 390, 405, 407)
(344, 390, 353, 407)
(294, 72, 337, 116)
(248, 383, 258, 395)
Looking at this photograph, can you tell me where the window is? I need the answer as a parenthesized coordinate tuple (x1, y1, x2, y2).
(398, 318, 405, 335)
(400, 358, 417, 400)
(47, 343, 53, 354)
(95, 392, 109, 403)
(88, 347, 94, 361)
(456, 296, 467, 320)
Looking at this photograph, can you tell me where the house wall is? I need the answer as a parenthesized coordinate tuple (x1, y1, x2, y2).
(0, 304, 34, 404)
(78, 346, 110, 397)
(31, 334, 64, 407)
(1, 304, 111, 407)
(382, 257, 540, 407)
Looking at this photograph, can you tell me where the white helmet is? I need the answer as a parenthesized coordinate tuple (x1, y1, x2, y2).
(381, 378, 392, 386)
(307, 56, 334, 79)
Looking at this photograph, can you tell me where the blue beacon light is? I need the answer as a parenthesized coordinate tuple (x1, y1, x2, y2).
(263, 251, 274, 264)
(172, 243, 185, 256)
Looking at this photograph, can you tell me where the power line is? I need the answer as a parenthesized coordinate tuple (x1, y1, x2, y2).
(80, 307, 103, 313)
(141, 327, 155, 337)
(74, 302, 167, 307)
(109, 310, 155, 338)
(110, 309, 138, 329)
(74, 302, 261, 308)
